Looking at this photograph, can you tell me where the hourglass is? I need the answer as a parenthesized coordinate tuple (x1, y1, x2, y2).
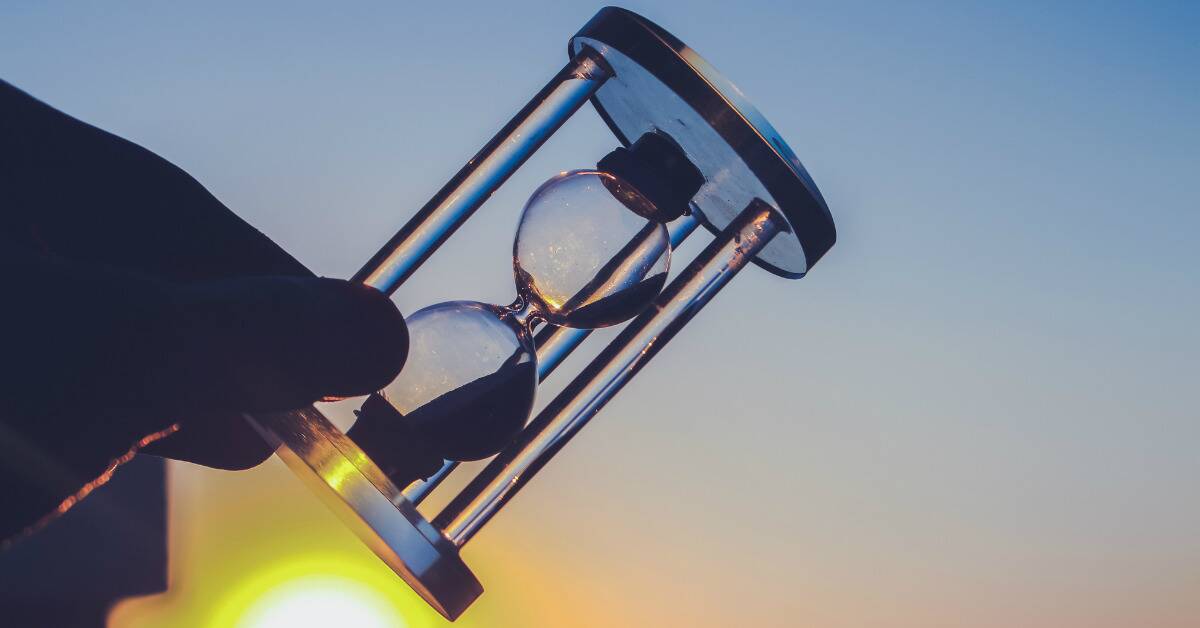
(345, 131, 702, 486)
(247, 7, 838, 620)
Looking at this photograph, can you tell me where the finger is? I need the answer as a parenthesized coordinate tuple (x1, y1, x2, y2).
(139, 277, 410, 470)
(2, 247, 407, 428)
(154, 275, 409, 413)
(138, 410, 274, 471)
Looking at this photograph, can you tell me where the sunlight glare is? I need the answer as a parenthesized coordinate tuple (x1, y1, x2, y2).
(235, 576, 407, 628)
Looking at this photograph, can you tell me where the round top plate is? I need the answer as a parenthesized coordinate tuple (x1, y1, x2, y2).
(571, 7, 836, 278)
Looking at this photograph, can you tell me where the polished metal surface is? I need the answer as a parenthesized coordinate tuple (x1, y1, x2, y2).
(246, 407, 482, 621)
(353, 51, 612, 295)
(435, 200, 784, 546)
(571, 7, 836, 278)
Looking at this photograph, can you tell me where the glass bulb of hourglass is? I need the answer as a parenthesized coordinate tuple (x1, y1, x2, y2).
(515, 170, 671, 328)
(371, 301, 536, 462)
(349, 169, 671, 481)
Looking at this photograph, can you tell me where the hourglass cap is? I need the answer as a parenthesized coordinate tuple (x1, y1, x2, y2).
(598, 130, 705, 222)
(571, 7, 837, 277)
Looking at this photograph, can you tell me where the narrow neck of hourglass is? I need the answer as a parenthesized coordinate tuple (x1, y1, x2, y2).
(503, 296, 542, 331)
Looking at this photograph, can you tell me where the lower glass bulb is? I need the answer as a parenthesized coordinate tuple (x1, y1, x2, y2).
(347, 301, 536, 480)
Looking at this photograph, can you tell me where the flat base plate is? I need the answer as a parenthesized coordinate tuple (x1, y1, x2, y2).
(246, 408, 482, 621)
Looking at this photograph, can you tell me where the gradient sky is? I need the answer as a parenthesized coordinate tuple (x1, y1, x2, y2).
(2, 1, 1198, 627)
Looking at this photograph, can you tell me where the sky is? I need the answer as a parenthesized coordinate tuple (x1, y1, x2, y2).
(2, 1, 1198, 627)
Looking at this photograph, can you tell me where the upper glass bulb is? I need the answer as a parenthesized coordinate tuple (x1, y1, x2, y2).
(515, 170, 671, 328)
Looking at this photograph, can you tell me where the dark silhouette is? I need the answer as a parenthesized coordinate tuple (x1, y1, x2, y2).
(0, 79, 409, 625)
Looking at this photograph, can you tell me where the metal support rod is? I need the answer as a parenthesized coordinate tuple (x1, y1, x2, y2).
(434, 200, 784, 545)
(404, 213, 700, 505)
(400, 458, 457, 505)
(353, 50, 612, 294)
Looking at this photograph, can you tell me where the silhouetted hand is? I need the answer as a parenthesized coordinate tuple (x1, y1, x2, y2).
(0, 80, 408, 541)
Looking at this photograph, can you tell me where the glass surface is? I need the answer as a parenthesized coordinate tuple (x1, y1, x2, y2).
(378, 301, 536, 462)
(349, 170, 672, 482)
(571, 26, 833, 277)
(403, 212, 699, 506)
(515, 170, 670, 328)
(436, 201, 784, 546)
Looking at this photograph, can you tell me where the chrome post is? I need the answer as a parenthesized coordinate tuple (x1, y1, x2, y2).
(354, 51, 612, 294)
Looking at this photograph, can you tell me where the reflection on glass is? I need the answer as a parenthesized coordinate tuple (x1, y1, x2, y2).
(348, 170, 672, 485)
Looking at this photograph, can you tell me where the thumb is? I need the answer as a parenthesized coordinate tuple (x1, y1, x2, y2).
(157, 275, 409, 413)
(2, 246, 408, 419)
